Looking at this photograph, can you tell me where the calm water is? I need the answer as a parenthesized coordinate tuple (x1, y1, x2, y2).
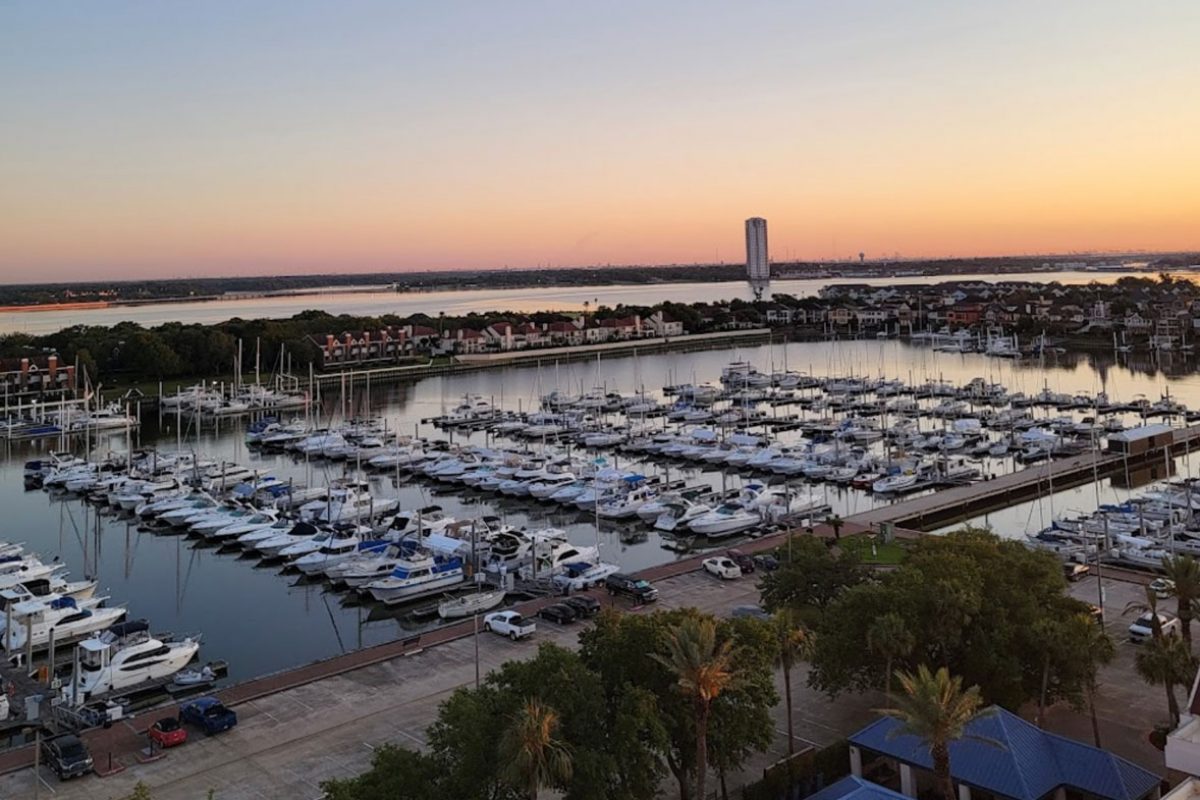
(4, 338, 1200, 682)
(0, 270, 1158, 335)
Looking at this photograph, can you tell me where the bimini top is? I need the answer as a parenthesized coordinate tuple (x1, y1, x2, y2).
(850, 707, 1160, 800)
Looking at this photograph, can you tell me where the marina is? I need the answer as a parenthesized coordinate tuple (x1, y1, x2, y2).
(3, 337, 1200, 753)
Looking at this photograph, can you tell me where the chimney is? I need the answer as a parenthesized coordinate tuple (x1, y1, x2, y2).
(48, 355, 58, 380)
(19, 358, 29, 388)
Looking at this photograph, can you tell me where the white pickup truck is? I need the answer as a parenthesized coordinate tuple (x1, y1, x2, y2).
(483, 610, 537, 640)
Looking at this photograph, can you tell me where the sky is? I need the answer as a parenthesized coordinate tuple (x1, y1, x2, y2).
(1, 1, 1198, 282)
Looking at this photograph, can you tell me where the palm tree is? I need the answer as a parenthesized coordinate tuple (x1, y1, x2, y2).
(867, 613, 915, 699)
(1124, 586, 1164, 639)
(877, 665, 989, 800)
(1074, 613, 1115, 747)
(499, 699, 573, 800)
(1134, 633, 1197, 727)
(773, 609, 812, 754)
(1162, 554, 1200, 645)
(654, 616, 735, 800)
(826, 514, 844, 542)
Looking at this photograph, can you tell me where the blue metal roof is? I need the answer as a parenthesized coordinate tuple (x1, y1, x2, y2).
(849, 707, 1160, 800)
(808, 776, 911, 800)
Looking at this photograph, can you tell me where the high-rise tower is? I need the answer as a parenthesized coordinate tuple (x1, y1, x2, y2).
(745, 217, 769, 299)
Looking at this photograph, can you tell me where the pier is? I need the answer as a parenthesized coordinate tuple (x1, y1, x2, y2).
(848, 424, 1200, 531)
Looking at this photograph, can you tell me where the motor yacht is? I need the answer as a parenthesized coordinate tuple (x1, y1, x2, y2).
(3, 596, 126, 653)
(364, 554, 465, 605)
(70, 619, 200, 701)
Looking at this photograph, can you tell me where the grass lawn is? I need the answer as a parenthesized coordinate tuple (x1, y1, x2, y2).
(840, 535, 907, 565)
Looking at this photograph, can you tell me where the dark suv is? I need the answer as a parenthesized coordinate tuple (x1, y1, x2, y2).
(605, 573, 659, 603)
(42, 734, 93, 780)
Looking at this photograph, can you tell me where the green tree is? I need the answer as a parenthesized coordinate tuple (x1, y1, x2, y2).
(500, 699, 574, 800)
(759, 535, 865, 624)
(1073, 613, 1115, 747)
(654, 616, 735, 800)
(867, 612, 915, 699)
(580, 610, 777, 800)
(878, 666, 990, 800)
(808, 529, 1092, 709)
(825, 514, 845, 541)
(1134, 633, 1196, 727)
(1162, 555, 1200, 645)
(321, 745, 445, 800)
(773, 609, 812, 754)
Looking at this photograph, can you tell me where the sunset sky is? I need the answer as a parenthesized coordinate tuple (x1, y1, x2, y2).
(2, 1, 1198, 282)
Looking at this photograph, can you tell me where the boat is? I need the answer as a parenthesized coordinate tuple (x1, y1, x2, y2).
(437, 590, 507, 620)
(550, 561, 621, 592)
(654, 499, 712, 532)
(364, 554, 465, 605)
(3, 596, 127, 653)
(294, 535, 390, 576)
(70, 620, 200, 702)
(687, 500, 762, 538)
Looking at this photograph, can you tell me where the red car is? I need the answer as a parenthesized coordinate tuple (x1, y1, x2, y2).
(148, 716, 188, 748)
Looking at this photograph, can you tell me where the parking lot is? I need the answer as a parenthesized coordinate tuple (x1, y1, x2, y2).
(0, 564, 1176, 799)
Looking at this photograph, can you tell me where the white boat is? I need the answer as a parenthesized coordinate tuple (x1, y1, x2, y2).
(326, 544, 409, 588)
(687, 501, 762, 537)
(437, 590, 507, 620)
(3, 596, 126, 652)
(550, 561, 621, 591)
(208, 510, 279, 543)
(365, 554, 465, 605)
(518, 541, 600, 580)
(0, 558, 64, 591)
(654, 499, 713, 532)
(294, 536, 389, 576)
(597, 483, 657, 520)
(307, 487, 399, 525)
(872, 471, 920, 494)
(243, 520, 319, 554)
(159, 496, 222, 527)
(70, 620, 200, 702)
(276, 525, 366, 562)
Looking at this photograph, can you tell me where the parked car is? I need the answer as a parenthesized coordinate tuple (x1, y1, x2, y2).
(725, 549, 756, 574)
(605, 573, 659, 603)
(483, 610, 537, 640)
(41, 734, 93, 780)
(538, 603, 578, 625)
(730, 604, 771, 621)
(1063, 563, 1090, 582)
(179, 697, 238, 734)
(562, 595, 601, 618)
(1128, 611, 1180, 643)
(703, 557, 742, 580)
(753, 553, 780, 572)
(1150, 577, 1176, 599)
(149, 716, 188, 748)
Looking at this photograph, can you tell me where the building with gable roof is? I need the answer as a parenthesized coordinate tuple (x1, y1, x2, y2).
(847, 707, 1162, 800)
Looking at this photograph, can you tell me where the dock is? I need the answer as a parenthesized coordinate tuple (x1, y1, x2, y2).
(848, 424, 1200, 531)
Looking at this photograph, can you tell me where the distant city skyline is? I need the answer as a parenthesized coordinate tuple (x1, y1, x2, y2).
(2, 2, 1198, 282)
